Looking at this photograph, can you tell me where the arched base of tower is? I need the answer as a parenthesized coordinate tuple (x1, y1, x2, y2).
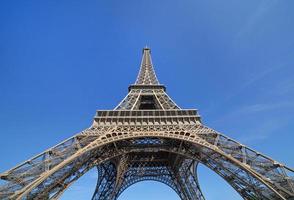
(92, 151, 205, 200)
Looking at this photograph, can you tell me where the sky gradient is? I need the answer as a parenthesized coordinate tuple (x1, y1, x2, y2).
(0, 0, 294, 199)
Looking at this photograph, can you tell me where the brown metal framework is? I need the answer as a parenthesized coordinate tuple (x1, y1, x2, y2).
(0, 47, 293, 200)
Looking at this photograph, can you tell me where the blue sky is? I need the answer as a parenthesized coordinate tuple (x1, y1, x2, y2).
(0, 0, 294, 199)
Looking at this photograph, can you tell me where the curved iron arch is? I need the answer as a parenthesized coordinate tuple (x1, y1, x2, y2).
(9, 129, 293, 200)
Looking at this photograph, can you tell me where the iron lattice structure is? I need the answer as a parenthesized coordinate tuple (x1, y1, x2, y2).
(0, 48, 294, 200)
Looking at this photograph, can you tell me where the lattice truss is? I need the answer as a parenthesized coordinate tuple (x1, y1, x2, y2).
(0, 48, 293, 200)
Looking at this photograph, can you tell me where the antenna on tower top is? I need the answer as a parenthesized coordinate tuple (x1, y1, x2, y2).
(143, 45, 150, 52)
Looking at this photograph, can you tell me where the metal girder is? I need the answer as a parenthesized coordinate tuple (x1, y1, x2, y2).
(135, 47, 159, 85)
(0, 47, 293, 200)
(1, 126, 293, 199)
(92, 152, 205, 200)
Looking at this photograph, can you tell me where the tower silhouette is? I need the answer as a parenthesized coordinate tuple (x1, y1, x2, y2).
(0, 48, 293, 200)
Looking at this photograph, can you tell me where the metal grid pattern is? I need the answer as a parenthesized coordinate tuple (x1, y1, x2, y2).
(0, 48, 293, 200)
(135, 47, 159, 85)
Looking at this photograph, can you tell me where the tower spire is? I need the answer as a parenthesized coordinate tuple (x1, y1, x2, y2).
(135, 47, 160, 85)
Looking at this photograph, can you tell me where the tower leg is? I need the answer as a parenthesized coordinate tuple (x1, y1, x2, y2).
(171, 159, 205, 200)
(92, 155, 129, 200)
(92, 162, 117, 200)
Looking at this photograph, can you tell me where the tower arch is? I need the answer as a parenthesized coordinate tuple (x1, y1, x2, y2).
(0, 48, 293, 200)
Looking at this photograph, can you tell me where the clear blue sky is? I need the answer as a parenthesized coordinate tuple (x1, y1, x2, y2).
(0, 0, 293, 199)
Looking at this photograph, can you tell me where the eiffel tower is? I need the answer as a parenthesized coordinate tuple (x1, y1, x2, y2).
(0, 47, 293, 200)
